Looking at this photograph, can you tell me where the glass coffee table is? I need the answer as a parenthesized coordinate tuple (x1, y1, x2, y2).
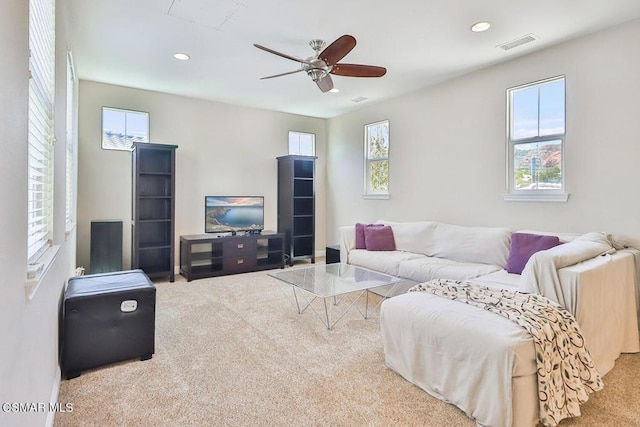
(268, 263, 404, 330)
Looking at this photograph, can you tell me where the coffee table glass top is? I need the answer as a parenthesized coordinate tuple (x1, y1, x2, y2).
(267, 263, 402, 298)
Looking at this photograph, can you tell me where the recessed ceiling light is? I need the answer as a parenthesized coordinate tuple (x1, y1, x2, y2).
(173, 53, 190, 61)
(329, 88, 340, 93)
(471, 21, 491, 32)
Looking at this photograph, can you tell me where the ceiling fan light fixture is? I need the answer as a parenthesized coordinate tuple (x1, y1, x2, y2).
(307, 68, 327, 82)
(173, 52, 191, 61)
(471, 21, 491, 32)
(329, 88, 340, 93)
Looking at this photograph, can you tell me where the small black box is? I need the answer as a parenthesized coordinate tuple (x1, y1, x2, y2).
(61, 270, 155, 379)
(326, 245, 341, 264)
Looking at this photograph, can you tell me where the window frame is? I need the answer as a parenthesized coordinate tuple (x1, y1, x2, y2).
(101, 107, 150, 151)
(288, 131, 315, 156)
(363, 119, 390, 199)
(505, 76, 568, 202)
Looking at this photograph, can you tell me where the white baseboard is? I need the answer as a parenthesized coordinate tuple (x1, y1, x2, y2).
(45, 367, 61, 427)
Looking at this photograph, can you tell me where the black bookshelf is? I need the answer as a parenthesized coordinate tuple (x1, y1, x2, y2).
(132, 143, 178, 282)
(277, 155, 316, 265)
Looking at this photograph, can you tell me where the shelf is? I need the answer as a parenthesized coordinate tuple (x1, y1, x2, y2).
(138, 242, 171, 250)
(139, 198, 172, 220)
(138, 174, 172, 197)
(293, 180, 313, 197)
(138, 171, 172, 176)
(191, 251, 223, 261)
(293, 160, 314, 179)
(138, 148, 173, 174)
(191, 264, 224, 275)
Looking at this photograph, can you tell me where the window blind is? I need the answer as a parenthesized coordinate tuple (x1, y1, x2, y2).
(28, 0, 55, 261)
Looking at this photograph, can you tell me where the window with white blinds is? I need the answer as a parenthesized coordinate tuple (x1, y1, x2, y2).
(28, 0, 55, 261)
(65, 51, 76, 227)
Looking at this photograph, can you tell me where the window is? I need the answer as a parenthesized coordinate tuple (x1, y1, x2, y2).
(28, 0, 55, 262)
(505, 76, 567, 201)
(364, 120, 390, 198)
(66, 51, 77, 228)
(102, 107, 149, 151)
(288, 131, 315, 156)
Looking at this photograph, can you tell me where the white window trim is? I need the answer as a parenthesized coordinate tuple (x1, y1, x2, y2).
(504, 76, 569, 202)
(25, 245, 60, 300)
(363, 119, 390, 198)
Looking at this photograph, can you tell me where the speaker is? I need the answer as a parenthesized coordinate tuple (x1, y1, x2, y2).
(90, 220, 123, 274)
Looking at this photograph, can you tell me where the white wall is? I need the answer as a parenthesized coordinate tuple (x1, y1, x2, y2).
(327, 19, 640, 245)
(77, 81, 327, 272)
(0, 0, 78, 426)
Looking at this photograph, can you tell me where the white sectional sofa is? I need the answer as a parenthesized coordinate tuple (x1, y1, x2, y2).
(339, 220, 640, 427)
(340, 220, 512, 285)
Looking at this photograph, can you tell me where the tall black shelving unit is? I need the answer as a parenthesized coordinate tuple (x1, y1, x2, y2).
(132, 142, 178, 282)
(277, 155, 316, 266)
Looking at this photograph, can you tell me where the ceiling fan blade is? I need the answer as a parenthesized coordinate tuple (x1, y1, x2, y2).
(331, 63, 387, 78)
(319, 35, 356, 65)
(260, 69, 304, 80)
(316, 74, 334, 93)
(253, 44, 311, 65)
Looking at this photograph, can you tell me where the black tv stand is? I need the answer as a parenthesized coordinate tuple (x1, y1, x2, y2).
(179, 232, 284, 281)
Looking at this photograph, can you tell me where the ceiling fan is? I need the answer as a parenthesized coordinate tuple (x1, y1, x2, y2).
(253, 35, 387, 93)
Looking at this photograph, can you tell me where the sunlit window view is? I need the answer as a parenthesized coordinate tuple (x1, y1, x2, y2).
(102, 107, 149, 150)
(288, 131, 315, 156)
(509, 77, 565, 191)
(364, 120, 389, 195)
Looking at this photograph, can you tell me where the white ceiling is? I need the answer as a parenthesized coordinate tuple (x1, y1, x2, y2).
(65, 0, 640, 118)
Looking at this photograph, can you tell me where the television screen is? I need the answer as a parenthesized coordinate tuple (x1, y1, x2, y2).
(205, 196, 264, 234)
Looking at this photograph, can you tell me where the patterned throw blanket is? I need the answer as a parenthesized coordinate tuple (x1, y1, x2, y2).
(409, 279, 604, 427)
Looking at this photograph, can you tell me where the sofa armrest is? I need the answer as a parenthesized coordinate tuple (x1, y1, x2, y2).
(557, 250, 639, 374)
(339, 225, 356, 264)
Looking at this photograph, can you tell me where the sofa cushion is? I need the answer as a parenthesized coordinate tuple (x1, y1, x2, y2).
(348, 249, 424, 276)
(397, 257, 501, 283)
(355, 223, 384, 249)
(364, 225, 396, 251)
(505, 233, 561, 274)
(425, 222, 512, 267)
(376, 221, 437, 254)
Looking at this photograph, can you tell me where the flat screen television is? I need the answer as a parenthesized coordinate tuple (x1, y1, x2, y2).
(205, 196, 264, 234)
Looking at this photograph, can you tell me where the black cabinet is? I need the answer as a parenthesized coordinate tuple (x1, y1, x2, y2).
(179, 232, 285, 281)
(132, 143, 178, 282)
(90, 220, 123, 274)
(277, 155, 316, 265)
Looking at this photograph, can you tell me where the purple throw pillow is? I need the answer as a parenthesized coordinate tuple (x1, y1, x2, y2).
(505, 233, 561, 274)
(355, 223, 384, 249)
(364, 225, 396, 251)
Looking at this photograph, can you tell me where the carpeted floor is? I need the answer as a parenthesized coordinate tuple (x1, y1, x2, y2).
(55, 268, 640, 426)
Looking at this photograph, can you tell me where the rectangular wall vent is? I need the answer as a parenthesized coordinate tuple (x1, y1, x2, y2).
(497, 34, 538, 51)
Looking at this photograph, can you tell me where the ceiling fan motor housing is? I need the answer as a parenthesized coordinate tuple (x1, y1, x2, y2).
(303, 58, 331, 82)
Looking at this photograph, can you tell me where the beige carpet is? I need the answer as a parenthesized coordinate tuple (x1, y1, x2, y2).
(55, 268, 640, 426)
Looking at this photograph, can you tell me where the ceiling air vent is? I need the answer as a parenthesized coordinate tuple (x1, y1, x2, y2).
(351, 96, 369, 103)
(497, 34, 538, 51)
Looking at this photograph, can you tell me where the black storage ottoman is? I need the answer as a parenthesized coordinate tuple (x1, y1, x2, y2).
(62, 269, 156, 379)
